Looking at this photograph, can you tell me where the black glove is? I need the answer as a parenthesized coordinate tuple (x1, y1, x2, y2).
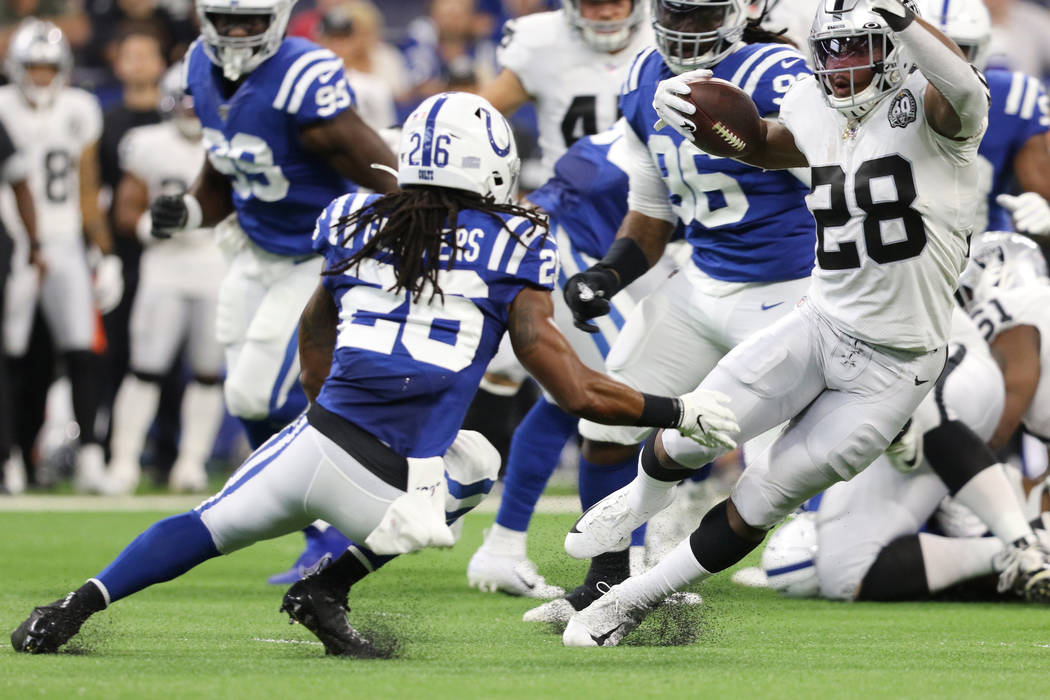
(869, 0, 916, 32)
(149, 194, 188, 239)
(563, 265, 620, 334)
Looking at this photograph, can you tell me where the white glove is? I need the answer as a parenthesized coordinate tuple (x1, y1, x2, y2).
(652, 68, 712, 139)
(885, 418, 924, 473)
(93, 254, 124, 315)
(996, 192, 1050, 236)
(676, 387, 739, 451)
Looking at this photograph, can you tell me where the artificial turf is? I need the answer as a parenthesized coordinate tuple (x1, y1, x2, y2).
(2, 509, 1048, 699)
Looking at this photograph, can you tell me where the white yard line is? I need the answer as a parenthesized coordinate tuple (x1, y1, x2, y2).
(0, 490, 581, 514)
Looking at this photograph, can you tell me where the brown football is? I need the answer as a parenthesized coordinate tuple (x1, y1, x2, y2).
(684, 77, 762, 159)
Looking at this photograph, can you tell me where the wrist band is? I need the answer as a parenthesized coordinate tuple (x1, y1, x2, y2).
(599, 238, 651, 291)
(635, 394, 683, 428)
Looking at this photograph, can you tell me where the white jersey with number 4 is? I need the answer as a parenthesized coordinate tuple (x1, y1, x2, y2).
(969, 284, 1050, 441)
(780, 73, 982, 351)
(120, 121, 225, 296)
(0, 85, 102, 244)
(497, 9, 653, 180)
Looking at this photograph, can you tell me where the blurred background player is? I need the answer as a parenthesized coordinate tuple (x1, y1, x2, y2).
(0, 112, 41, 495)
(104, 68, 226, 495)
(147, 0, 398, 582)
(10, 91, 736, 656)
(533, 0, 816, 622)
(0, 18, 123, 493)
(466, 0, 657, 599)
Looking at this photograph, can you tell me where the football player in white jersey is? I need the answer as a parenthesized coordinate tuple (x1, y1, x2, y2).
(560, 0, 1050, 647)
(105, 71, 228, 496)
(759, 233, 1050, 603)
(482, 0, 652, 179)
(0, 19, 123, 492)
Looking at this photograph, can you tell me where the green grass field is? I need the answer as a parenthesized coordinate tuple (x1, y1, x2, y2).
(2, 508, 1049, 699)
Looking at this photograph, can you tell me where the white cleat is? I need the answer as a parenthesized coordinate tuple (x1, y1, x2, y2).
(168, 461, 209, 493)
(562, 584, 652, 647)
(73, 445, 108, 494)
(525, 590, 700, 624)
(523, 597, 575, 623)
(467, 549, 565, 599)
(565, 485, 676, 560)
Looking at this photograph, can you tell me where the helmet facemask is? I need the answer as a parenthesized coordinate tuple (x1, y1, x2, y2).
(651, 0, 748, 74)
(563, 0, 645, 53)
(197, 0, 293, 81)
(5, 20, 72, 109)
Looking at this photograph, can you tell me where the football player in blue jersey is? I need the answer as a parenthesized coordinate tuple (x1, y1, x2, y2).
(917, 0, 1050, 237)
(10, 91, 740, 656)
(147, 0, 400, 584)
(524, 0, 818, 623)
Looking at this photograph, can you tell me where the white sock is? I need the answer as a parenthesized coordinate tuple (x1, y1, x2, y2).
(109, 376, 161, 476)
(618, 538, 710, 608)
(918, 532, 1003, 593)
(482, 522, 527, 558)
(626, 471, 677, 515)
(954, 464, 1033, 545)
(176, 382, 225, 468)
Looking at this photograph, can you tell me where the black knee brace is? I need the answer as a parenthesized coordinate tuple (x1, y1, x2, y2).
(688, 500, 765, 573)
(923, 421, 998, 495)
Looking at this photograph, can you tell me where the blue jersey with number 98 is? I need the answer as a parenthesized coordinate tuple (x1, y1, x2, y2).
(621, 44, 816, 282)
(185, 37, 359, 256)
(312, 192, 558, 458)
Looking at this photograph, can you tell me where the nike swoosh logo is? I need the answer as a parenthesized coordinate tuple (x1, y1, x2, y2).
(514, 572, 536, 591)
(590, 623, 627, 646)
(761, 302, 785, 311)
(780, 59, 801, 69)
(914, 377, 929, 386)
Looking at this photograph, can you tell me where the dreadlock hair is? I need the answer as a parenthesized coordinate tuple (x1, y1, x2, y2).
(742, 18, 798, 48)
(324, 186, 549, 303)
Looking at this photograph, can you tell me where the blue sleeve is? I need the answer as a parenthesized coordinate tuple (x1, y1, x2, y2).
(273, 50, 355, 125)
(746, 50, 811, 117)
(509, 224, 559, 292)
(619, 49, 662, 144)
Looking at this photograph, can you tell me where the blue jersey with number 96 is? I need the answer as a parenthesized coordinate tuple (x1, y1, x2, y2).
(185, 37, 359, 256)
(312, 192, 558, 458)
(621, 44, 816, 282)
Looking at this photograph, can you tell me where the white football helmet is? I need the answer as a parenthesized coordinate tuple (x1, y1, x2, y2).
(916, 0, 991, 69)
(810, 0, 920, 120)
(761, 512, 820, 598)
(398, 92, 520, 204)
(160, 65, 202, 141)
(957, 232, 1050, 309)
(652, 0, 750, 74)
(197, 0, 294, 81)
(4, 18, 72, 109)
(563, 0, 646, 52)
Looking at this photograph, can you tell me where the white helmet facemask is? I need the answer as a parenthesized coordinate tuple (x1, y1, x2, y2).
(809, 0, 919, 121)
(651, 0, 749, 74)
(398, 92, 521, 204)
(562, 0, 645, 53)
(197, 0, 294, 81)
(957, 232, 1050, 310)
(5, 19, 72, 109)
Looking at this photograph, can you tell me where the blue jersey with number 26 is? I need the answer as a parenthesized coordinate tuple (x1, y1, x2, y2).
(312, 192, 558, 458)
(621, 44, 815, 282)
(185, 38, 359, 256)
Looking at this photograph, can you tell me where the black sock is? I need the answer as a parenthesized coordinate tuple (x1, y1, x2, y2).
(688, 499, 765, 573)
(857, 535, 929, 601)
(315, 549, 371, 598)
(564, 549, 630, 611)
(72, 581, 108, 615)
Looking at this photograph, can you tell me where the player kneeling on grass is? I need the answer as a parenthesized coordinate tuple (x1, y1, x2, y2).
(558, 0, 1050, 648)
(10, 91, 738, 657)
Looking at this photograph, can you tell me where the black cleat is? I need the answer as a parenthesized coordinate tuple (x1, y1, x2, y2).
(11, 594, 92, 654)
(280, 574, 377, 657)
